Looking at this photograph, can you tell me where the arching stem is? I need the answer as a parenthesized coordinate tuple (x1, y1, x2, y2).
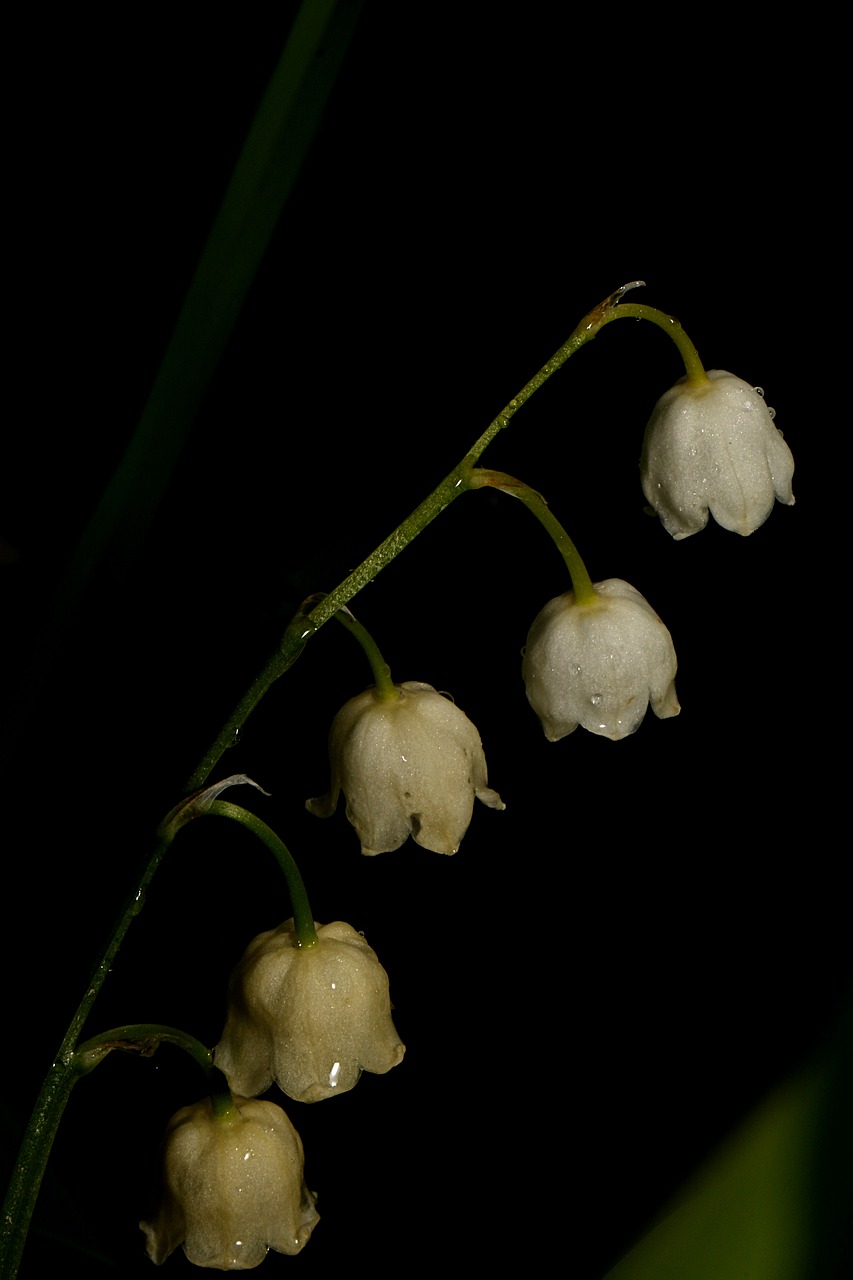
(469, 469, 597, 604)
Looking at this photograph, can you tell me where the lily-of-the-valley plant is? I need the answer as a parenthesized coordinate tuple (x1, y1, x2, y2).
(1, 283, 798, 1277)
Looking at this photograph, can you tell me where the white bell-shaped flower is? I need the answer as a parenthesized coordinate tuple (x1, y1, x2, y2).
(215, 918, 405, 1103)
(640, 369, 795, 539)
(140, 1094, 319, 1269)
(307, 680, 504, 855)
(522, 579, 680, 741)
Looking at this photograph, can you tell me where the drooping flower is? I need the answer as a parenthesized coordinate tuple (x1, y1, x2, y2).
(140, 1094, 319, 1269)
(306, 680, 504, 855)
(640, 369, 795, 539)
(214, 917, 405, 1103)
(522, 578, 680, 741)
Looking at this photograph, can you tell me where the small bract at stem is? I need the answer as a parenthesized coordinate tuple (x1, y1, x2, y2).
(75, 1023, 237, 1118)
(74, 1023, 214, 1075)
(468, 469, 597, 605)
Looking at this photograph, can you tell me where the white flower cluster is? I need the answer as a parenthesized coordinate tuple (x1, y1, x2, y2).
(138, 351, 795, 1271)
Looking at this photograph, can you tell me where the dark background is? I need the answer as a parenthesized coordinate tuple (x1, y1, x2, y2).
(2, 5, 847, 1277)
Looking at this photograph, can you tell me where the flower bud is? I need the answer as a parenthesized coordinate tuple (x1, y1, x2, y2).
(640, 370, 795, 539)
(522, 579, 680, 741)
(140, 1094, 319, 1269)
(215, 918, 405, 1102)
(307, 680, 504, 855)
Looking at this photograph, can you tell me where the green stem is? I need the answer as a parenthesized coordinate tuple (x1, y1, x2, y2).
(332, 607, 396, 698)
(596, 300, 708, 385)
(0, 1062, 76, 1280)
(73, 1022, 236, 1119)
(469, 469, 597, 604)
(0, 830, 174, 1280)
(204, 801, 318, 948)
(74, 1023, 215, 1078)
(185, 282, 634, 789)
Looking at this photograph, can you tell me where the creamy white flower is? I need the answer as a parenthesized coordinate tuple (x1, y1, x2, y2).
(522, 579, 680, 741)
(640, 370, 795, 539)
(306, 680, 504, 855)
(215, 918, 405, 1102)
(139, 1094, 319, 1269)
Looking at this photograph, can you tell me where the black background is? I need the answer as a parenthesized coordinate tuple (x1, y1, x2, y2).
(2, 5, 847, 1277)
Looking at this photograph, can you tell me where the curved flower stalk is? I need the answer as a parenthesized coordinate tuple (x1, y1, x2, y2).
(307, 680, 505, 855)
(641, 370, 795, 539)
(215, 918, 405, 1102)
(140, 1094, 319, 1269)
(522, 579, 680, 741)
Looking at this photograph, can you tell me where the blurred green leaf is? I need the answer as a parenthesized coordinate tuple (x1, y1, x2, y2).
(604, 1005, 852, 1280)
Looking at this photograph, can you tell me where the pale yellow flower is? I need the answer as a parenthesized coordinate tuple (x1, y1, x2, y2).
(215, 918, 405, 1102)
(140, 1094, 318, 1269)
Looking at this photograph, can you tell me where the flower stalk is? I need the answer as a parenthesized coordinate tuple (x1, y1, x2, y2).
(74, 1026, 237, 1117)
(592, 292, 709, 385)
(74, 1023, 216, 1079)
(300, 596, 397, 699)
(204, 801, 318, 948)
(468, 468, 597, 604)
